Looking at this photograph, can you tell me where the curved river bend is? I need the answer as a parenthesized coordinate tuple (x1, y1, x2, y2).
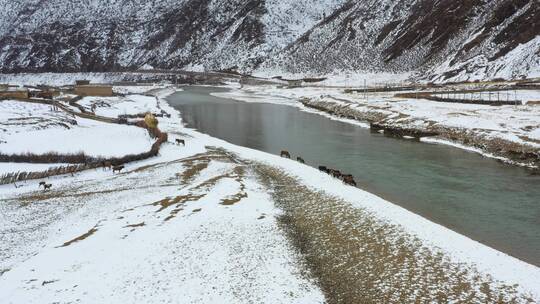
(167, 86, 540, 266)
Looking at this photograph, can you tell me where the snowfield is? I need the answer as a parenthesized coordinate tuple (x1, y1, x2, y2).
(0, 100, 153, 159)
(0, 72, 175, 87)
(78, 95, 161, 118)
(1, 86, 539, 303)
(0, 147, 324, 303)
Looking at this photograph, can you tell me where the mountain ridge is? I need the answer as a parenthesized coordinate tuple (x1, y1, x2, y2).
(0, 0, 538, 82)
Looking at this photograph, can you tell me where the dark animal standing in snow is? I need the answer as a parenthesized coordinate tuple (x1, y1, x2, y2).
(43, 183, 52, 191)
(297, 157, 305, 164)
(328, 169, 342, 179)
(341, 174, 353, 181)
(280, 150, 291, 158)
(175, 139, 185, 146)
(318, 166, 329, 173)
(343, 175, 357, 187)
(113, 165, 125, 173)
(38, 181, 47, 188)
(68, 165, 78, 177)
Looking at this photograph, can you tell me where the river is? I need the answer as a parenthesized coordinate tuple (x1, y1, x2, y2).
(167, 86, 540, 266)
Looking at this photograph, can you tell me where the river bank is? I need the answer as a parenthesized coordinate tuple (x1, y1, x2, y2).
(214, 85, 540, 169)
(1, 86, 539, 303)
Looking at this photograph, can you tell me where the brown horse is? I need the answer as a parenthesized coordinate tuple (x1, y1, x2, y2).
(343, 175, 357, 187)
(296, 157, 305, 163)
(280, 150, 291, 158)
(102, 161, 112, 171)
(328, 169, 342, 179)
(113, 165, 125, 173)
(341, 174, 353, 180)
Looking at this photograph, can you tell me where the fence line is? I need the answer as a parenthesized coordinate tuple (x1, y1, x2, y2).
(1, 97, 169, 185)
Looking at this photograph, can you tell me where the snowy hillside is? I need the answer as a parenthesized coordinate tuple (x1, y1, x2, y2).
(0, 0, 343, 73)
(269, 0, 540, 82)
(0, 0, 538, 81)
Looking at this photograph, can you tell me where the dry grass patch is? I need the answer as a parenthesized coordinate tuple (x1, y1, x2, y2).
(58, 226, 98, 248)
(124, 222, 145, 228)
(153, 194, 205, 213)
(254, 164, 535, 304)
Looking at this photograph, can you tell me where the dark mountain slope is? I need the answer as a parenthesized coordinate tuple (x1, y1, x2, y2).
(0, 0, 538, 81)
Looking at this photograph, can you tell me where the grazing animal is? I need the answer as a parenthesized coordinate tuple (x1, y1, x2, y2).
(280, 150, 291, 158)
(175, 139, 185, 146)
(102, 161, 112, 171)
(43, 183, 52, 191)
(329, 169, 342, 179)
(341, 174, 353, 181)
(113, 165, 125, 173)
(297, 157, 305, 164)
(318, 166, 329, 173)
(38, 181, 47, 188)
(343, 175, 357, 187)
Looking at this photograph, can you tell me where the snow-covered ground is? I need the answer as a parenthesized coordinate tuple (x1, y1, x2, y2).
(0, 99, 154, 162)
(0, 72, 173, 87)
(112, 85, 168, 95)
(78, 95, 160, 118)
(0, 86, 539, 303)
(252, 70, 413, 87)
(0, 87, 325, 303)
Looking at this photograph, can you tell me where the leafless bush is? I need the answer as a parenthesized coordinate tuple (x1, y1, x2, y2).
(0, 118, 169, 184)
(0, 151, 97, 164)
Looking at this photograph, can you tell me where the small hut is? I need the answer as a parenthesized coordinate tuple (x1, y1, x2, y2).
(76, 80, 91, 86)
(74, 85, 113, 97)
(0, 88, 29, 99)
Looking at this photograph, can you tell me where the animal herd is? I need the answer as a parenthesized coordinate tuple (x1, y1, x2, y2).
(34, 137, 188, 191)
(318, 166, 357, 186)
(101, 161, 125, 173)
(280, 150, 358, 187)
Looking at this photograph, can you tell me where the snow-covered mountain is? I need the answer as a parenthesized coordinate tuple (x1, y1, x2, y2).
(271, 0, 540, 82)
(0, 0, 538, 82)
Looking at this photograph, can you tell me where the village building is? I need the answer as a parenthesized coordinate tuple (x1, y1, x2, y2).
(0, 87, 29, 99)
(34, 88, 61, 99)
(75, 80, 91, 86)
(74, 85, 113, 97)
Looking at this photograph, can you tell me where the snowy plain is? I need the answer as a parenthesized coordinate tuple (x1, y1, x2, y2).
(78, 94, 160, 118)
(0, 100, 154, 158)
(0, 86, 538, 303)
